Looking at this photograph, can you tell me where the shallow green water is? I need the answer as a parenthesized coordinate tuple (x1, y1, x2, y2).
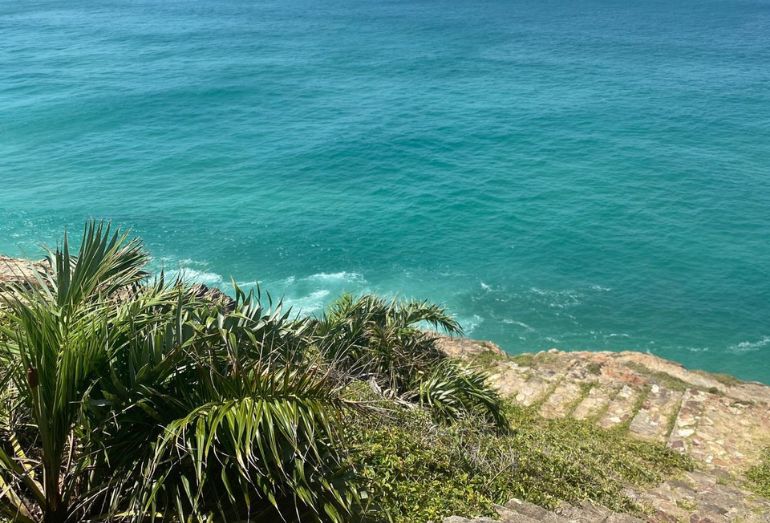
(2, 0, 769, 381)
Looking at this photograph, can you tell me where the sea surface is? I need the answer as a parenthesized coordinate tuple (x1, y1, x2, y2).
(2, 0, 769, 381)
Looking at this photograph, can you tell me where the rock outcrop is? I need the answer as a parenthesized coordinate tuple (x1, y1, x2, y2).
(439, 338, 770, 522)
(0, 255, 48, 289)
(0, 256, 235, 308)
(4, 256, 769, 521)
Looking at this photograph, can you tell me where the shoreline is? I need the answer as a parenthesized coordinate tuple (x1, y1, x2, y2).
(1, 254, 762, 387)
(3, 253, 770, 520)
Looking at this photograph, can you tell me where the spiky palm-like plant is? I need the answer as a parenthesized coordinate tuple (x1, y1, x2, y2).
(0, 222, 148, 523)
(0, 222, 361, 522)
(314, 294, 506, 428)
(87, 284, 360, 522)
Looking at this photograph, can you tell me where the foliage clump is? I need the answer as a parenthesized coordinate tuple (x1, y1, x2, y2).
(343, 400, 692, 522)
(0, 221, 693, 523)
(0, 221, 504, 522)
(747, 448, 770, 498)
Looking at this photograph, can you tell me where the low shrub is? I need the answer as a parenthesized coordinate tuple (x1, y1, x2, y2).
(343, 399, 693, 522)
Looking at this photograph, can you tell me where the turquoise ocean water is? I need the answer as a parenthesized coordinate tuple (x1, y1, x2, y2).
(2, 0, 769, 381)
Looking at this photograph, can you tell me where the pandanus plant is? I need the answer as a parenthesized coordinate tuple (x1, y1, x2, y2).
(313, 294, 507, 428)
(0, 221, 504, 522)
(0, 222, 360, 522)
(0, 222, 148, 523)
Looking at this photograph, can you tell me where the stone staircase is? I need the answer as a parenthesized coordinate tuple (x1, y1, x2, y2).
(437, 338, 770, 522)
(444, 498, 643, 523)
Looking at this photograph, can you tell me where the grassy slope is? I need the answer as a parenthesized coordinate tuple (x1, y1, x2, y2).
(748, 449, 770, 499)
(344, 391, 692, 523)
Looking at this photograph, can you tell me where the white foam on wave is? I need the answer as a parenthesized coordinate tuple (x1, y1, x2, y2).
(529, 287, 582, 308)
(235, 280, 260, 288)
(165, 268, 224, 286)
(158, 256, 209, 267)
(284, 290, 331, 313)
(480, 281, 492, 291)
(502, 318, 535, 332)
(305, 271, 365, 284)
(457, 314, 484, 334)
(279, 271, 366, 287)
(729, 336, 770, 353)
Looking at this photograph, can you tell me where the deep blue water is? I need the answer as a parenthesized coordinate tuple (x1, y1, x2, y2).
(2, 0, 769, 381)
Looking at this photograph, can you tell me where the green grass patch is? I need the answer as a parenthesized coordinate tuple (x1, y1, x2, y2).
(626, 362, 690, 392)
(747, 448, 770, 499)
(565, 382, 595, 417)
(468, 349, 510, 370)
(585, 362, 604, 375)
(705, 371, 743, 388)
(344, 400, 693, 522)
(468, 350, 560, 372)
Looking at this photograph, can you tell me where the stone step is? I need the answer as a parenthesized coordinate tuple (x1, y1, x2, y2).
(539, 381, 584, 419)
(630, 470, 770, 522)
(501, 499, 566, 522)
(442, 517, 501, 523)
(488, 363, 532, 398)
(598, 385, 643, 429)
(556, 500, 644, 523)
(683, 394, 770, 471)
(512, 375, 555, 407)
(667, 388, 706, 454)
(628, 385, 684, 442)
(572, 383, 614, 421)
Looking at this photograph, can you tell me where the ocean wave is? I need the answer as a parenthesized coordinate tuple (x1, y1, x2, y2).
(304, 271, 365, 284)
(457, 314, 484, 334)
(164, 268, 224, 286)
(280, 272, 366, 286)
(529, 287, 582, 309)
(158, 256, 209, 267)
(729, 336, 770, 353)
(284, 290, 331, 313)
(502, 318, 535, 331)
(235, 280, 260, 288)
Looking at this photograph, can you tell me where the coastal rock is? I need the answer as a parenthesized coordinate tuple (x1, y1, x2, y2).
(442, 498, 645, 523)
(188, 282, 236, 310)
(0, 255, 48, 289)
(435, 336, 505, 358)
(447, 340, 770, 522)
(0, 256, 235, 309)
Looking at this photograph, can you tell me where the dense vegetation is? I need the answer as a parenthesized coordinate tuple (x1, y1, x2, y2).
(0, 222, 691, 522)
(748, 448, 770, 499)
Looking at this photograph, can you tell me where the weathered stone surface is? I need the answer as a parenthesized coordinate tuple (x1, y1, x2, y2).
(667, 388, 707, 455)
(0, 256, 48, 288)
(448, 498, 648, 523)
(474, 347, 770, 474)
(628, 470, 770, 522)
(599, 384, 643, 429)
(557, 500, 645, 522)
(628, 385, 683, 442)
(539, 380, 583, 419)
(444, 341, 770, 523)
(503, 498, 563, 522)
(0, 256, 236, 309)
(436, 336, 505, 358)
(572, 383, 613, 420)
